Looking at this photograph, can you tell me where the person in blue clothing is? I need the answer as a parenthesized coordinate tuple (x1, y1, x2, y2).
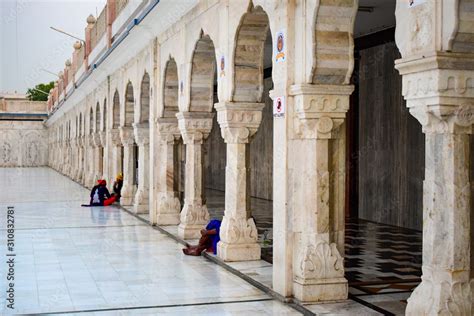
(82, 179, 116, 207)
(182, 219, 221, 256)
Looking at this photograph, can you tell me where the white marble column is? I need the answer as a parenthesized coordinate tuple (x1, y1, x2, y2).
(177, 112, 214, 239)
(289, 84, 353, 302)
(133, 123, 150, 214)
(396, 55, 473, 315)
(78, 136, 84, 184)
(85, 135, 96, 188)
(119, 126, 136, 206)
(154, 118, 181, 225)
(99, 131, 107, 181)
(110, 129, 123, 185)
(215, 102, 264, 261)
(92, 132, 102, 181)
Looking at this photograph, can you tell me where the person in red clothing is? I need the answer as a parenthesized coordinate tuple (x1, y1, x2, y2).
(82, 180, 116, 206)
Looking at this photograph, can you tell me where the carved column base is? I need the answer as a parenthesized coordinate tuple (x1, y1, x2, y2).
(133, 188, 149, 214)
(178, 202, 209, 239)
(120, 184, 136, 206)
(406, 268, 473, 315)
(155, 192, 181, 225)
(293, 277, 348, 303)
(217, 241, 261, 262)
(217, 216, 261, 262)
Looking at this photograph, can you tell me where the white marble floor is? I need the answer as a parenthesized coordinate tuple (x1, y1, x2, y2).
(0, 168, 299, 315)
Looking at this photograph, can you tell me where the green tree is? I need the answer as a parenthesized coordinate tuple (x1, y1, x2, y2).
(26, 81, 55, 101)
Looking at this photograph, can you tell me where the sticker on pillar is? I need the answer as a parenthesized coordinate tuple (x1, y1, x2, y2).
(408, 0, 426, 7)
(275, 30, 286, 63)
(219, 55, 226, 78)
(273, 96, 285, 118)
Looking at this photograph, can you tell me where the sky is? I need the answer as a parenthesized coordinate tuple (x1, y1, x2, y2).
(1, 0, 106, 94)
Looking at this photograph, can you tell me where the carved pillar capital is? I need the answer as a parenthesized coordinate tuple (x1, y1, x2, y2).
(133, 123, 149, 146)
(156, 117, 181, 143)
(98, 131, 106, 146)
(395, 54, 474, 135)
(215, 102, 265, 144)
(290, 84, 354, 139)
(110, 129, 121, 146)
(176, 112, 214, 144)
(119, 126, 135, 146)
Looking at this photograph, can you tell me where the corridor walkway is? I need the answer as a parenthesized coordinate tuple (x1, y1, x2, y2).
(0, 168, 299, 315)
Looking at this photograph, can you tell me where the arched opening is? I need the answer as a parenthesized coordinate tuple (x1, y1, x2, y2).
(186, 34, 227, 225)
(227, 5, 273, 261)
(95, 102, 101, 133)
(162, 58, 184, 206)
(341, 1, 423, 311)
(121, 81, 138, 206)
(89, 107, 94, 134)
(111, 90, 123, 187)
(140, 72, 150, 124)
(133, 72, 152, 214)
(113, 90, 120, 129)
(103, 98, 107, 131)
(124, 82, 134, 127)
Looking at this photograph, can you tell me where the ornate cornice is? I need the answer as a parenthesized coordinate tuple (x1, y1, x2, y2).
(215, 102, 265, 144)
(176, 112, 214, 144)
(290, 84, 354, 139)
(155, 117, 181, 143)
(396, 54, 474, 134)
(119, 126, 135, 146)
(133, 123, 150, 146)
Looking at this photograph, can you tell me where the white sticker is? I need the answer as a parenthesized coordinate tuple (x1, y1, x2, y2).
(273, 96, 285, 118)
(408, 0, 426, 8)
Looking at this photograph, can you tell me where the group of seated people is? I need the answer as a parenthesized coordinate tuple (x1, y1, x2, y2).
(83, 173, 123, 207)
(84, 173, 222, 257)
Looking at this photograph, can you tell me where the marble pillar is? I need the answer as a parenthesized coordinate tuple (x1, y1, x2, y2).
(119, 126, 136, 206)
(99, 131, 107, 181)
(85, 135, 96, 188)
(154, 118, 182, 225)
(176, 112, 214, 239)
(110, 129, 123, 185)
(289, 84, 353, 302)
(396, 55, 474, 315)
(78, 136, 84, 183)
(215, 102, 264, 261)
(92, 132, 102, 181)
(133, 123, 150, 214)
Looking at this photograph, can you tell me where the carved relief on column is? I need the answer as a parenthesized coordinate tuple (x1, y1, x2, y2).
(290, 84, 353, 302)
(396, 55, 474, 316)
(155, 117, 182, 225)
(176, 112, 214, 239)
(215, 102, 264, 261)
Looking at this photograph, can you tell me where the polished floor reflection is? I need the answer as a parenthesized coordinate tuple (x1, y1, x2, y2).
(0, 168, 299, 315)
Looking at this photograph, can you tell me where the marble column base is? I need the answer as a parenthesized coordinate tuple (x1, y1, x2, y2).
(178, 202, 209, 239)
(120, 185, 136, 206)
(293, 277, 348, 303)
(133, 188, 149, 214)
(155, 193, 181, 225)
(217, 241, 261, 262)
(406, 268, 473, 315)
(178, 223, 207, 239)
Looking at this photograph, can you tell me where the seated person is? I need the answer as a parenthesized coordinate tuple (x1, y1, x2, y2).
(82, 179, 116, 206)
(183, 219, 221, 256)
(113, 173, 123, 202)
